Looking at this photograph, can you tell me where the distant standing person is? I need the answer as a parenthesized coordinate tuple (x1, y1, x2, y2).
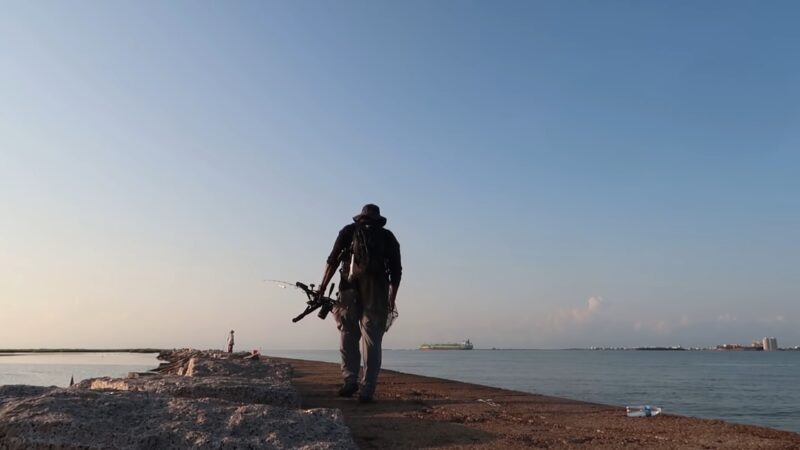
(317, 204, 402, 403)
(227, 330, 235, 353)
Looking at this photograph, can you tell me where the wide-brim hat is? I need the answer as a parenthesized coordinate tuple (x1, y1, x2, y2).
(353, 204, 387, 226)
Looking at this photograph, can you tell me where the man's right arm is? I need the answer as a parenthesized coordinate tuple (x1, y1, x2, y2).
(385, 230, 402, 309)
(318, 263, 337, 297)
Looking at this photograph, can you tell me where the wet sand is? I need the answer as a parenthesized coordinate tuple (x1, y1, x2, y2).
(274, 357, 800, 449)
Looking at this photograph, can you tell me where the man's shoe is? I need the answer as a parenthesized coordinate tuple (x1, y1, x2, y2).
(357, 394, 374, 404)
(338, 382, 359, 397)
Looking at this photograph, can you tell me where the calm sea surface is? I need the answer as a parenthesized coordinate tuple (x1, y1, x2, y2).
(0, 352, 160, 387)
(266, 349, 800, 433)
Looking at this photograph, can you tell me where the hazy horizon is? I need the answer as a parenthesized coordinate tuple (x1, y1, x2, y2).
(2, 2, 798, 351)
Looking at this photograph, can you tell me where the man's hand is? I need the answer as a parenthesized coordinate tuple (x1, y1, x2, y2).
(317, 263, 336, 300)
(388, 284, 399, 311)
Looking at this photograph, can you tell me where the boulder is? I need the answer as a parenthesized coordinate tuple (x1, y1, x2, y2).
(0, 350, 356, 450)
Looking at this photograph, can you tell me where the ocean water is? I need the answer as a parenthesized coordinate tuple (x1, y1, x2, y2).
(265, 349, 800, 434)
(0, 352, 160, 388)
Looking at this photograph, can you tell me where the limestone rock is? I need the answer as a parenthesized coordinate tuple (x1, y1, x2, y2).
(83, 375, 298, 408)
(0, 351, 356, 449)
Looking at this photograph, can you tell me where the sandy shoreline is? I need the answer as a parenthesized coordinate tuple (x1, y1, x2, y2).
(275, 356, 800, 449)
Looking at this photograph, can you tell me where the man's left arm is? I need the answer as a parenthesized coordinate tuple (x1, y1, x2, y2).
(386, 231, 402, 309)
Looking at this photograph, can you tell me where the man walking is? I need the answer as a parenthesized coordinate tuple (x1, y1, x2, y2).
(317, 204, 401, 403)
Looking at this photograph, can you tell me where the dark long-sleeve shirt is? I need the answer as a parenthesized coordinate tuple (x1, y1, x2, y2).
(326, 223, 402, 287)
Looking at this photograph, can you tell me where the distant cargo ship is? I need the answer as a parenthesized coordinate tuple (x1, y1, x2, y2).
(420, 339, 474, 350)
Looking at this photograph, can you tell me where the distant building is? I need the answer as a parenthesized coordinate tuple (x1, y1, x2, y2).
(716, 343, 761, 351)
(762, 337, 778, 351)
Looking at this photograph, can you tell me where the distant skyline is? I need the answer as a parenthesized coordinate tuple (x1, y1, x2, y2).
(1, 1, 798, 350)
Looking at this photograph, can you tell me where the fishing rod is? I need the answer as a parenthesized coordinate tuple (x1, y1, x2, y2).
(264, 279, 339, 323)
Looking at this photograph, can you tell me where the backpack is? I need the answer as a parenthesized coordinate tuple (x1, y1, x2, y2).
(347, 223, 386, 283)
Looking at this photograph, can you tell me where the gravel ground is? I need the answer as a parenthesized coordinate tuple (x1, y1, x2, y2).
(277, 356, 800, 450)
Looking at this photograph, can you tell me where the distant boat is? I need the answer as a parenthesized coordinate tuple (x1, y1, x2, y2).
(420, 339, 474, 350)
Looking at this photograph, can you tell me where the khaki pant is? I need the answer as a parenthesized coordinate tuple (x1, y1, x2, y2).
(334, 274, 389, 397)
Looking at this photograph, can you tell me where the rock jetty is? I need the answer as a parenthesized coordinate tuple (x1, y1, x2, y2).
(0, 350, 356, 450)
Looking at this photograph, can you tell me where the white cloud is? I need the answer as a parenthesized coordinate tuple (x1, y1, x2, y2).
(632, 314, 691, 335)
(548, 296, 604, 329)
(717, 313, 737, 323)
(653, 320, 670, 333)
(633, 319, 671, 334)
(757, 315, 786, 323)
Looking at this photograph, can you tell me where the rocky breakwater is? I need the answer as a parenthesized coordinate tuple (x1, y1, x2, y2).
(0, 350, 356, 450)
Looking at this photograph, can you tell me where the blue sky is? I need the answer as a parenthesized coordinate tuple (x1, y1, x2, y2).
(1, 1, 798, 349)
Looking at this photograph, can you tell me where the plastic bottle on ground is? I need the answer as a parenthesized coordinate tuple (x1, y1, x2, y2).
(626, 405, 662, 417)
